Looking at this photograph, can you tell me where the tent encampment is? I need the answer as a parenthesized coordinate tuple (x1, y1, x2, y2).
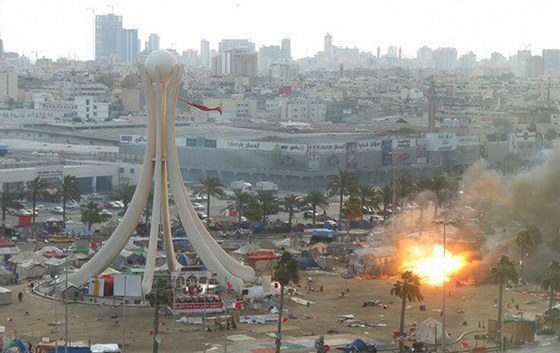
(0, 266, 13, 285)
(16, 259, 48, 279)
(415, 317, 452, 345)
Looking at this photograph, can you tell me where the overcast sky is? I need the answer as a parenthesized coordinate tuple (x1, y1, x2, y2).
(1, 0, 560, 61)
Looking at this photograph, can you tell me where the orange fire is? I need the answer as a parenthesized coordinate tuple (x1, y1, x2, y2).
(402, 244, 467, 286)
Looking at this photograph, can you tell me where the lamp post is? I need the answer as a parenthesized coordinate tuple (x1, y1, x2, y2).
(64, 251, 69, 353)
(224, 275, 228, 353)
(442, 219, 447, 352)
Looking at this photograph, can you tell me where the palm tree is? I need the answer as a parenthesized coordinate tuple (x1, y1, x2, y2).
(396, 175, 415, 209)
(390, 271, 423, 336)
(0, 191, 23, 237)
(55, 175, 82, 228)
(112, 183, 136, 212)
(80, 201, 105, 243)
(327, 170, 359, 227)
(225, 191, 251, 224)
(428, 175, 450, 217)
(304, 191, 329, 227)
(24, 176, 51, 235)
(282, 194, 302, 228)
(253, 191, 278, 222)
(273, 251, 300, 353)
(514, 228, 534, 281)
(378, 185, 393, 219)
(146, 278, 173, 353)
(491, 255, 518, 351)
(353, 185, 380, 219)
(542, 260, 560, 310)
(193, 176, 226, 227)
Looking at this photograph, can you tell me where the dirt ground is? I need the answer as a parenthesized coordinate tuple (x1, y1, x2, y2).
(1, 272, 550, 352)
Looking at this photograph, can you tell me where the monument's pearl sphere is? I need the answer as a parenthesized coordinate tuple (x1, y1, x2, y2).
(145, 50, 178, 83)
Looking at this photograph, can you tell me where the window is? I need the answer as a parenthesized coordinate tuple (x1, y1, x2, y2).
(130, 168, 135, 174)
(119, 167, 124, 173)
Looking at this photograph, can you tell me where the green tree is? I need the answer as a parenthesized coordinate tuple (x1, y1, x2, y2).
(327, 170, 359, 226)
(254, 191, 279, 222)
(225, 191, 251, 224)
(304, 191, 329, 227)
(281, 194, 302, 229)
(245, 197, 264, 224)
(146, 278, 173, 353)
(55, 175, 82, 228)
(390, 271, 424, 336)
(514, 228, 534, 281)
(273, 251, 300, 353)
(193, 176, 226, 227)
(0, 191, 23, 237)
(112, 183, 136, 212)
(80, 201, 105, 243)
(24, 176, 51, 235)
(396, 175, 415, 208)
(491, 255, 518, 351)
(378, 185, 393, 219)
(542, 260, 560, 310)
(428, 175, 451, 217)
(353, 185, 380, 219)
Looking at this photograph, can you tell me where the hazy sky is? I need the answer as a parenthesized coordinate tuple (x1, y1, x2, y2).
(1, 0, 560, 61)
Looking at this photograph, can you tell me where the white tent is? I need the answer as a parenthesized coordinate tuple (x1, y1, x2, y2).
(233, 243, 262, 255)
(0, 267, 13, 285)
(0, 286, 12, 305)
(415, 317, 452, 345)
(16, 259, 48, 279)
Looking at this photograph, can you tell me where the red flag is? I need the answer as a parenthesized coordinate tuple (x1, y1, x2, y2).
(282, 317, 288, 323)
(178, 97, 222, 115)
(461, 342, 470, 348)
(226, 281, 233, 289)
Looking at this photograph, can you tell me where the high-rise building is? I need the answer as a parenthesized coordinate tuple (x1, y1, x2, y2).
(417, 46, 433, 61)
(387, 46, 398, 58)
(281, 38, 291, 60)
(146, 33, 160, 53)
(433, 47, 457, 73)
(324, 33, 332, 58)
(95, 13, 123, 61)
(119, 28, 139, 63)
(218, 39, 255, 54)
(211, 52, 257, 77)
(0, 37, 4, 61)
(542, 49, 560, 71)
(260, 45, 281, 60)
(200, 39, 210, 67)
(0, 71, 18, 102)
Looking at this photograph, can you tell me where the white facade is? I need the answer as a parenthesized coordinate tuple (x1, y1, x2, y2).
(75, 96, 109, 121)
(0, 71, 18, 102)
(280, 99, 326, 123)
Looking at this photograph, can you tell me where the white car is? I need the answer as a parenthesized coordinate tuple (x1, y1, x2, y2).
(192, 203, 205, 210)
(52, 206, 64, 215)
(14, 209, 31, 217)
(113, 201, 125, 208)
(101, 209, 113, 216)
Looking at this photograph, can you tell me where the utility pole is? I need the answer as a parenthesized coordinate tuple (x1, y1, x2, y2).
(442, 220, 447, 352)
(224, 276, 228, 353)
(64, 252, 69, 353)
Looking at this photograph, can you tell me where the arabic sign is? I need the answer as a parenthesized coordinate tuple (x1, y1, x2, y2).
(392, 139, 416, 149)
(426, 133, 457, 151)
(457, 135, 480, 146)
(119, 135, 147, 145)
(216, 140, 307, 154)
(356, 139, 382, 151)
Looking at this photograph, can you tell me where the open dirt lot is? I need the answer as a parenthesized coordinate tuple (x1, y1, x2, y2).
(1, 272, 550, 352)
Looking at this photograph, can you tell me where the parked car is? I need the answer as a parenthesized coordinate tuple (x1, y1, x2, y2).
(66, 202, 79, 209)
(52, 206, 64, 215)
(101, 209, 113, 217)
(303, 210, 319, 219)
(196, 212, 208, 220)
(113, 201, 125, 208)
(192, 203, 205, 211)
(14, 209, 31, 217)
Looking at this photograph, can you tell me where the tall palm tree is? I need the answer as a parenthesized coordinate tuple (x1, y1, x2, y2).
(24, 176, 51, 235)
(514, 228, 534, 281)
(55, 175, 82, 228)
(282, 194, 302, 228)
(225, 191, 251, 224)
(327, 170, 359, 227)
(193, 176, 226, 227)
(378, 185, 393, 219)
(429, 175, 450, 217)
(397, 175, 415, 208)
(254, 191, 278, 222)
(80, 201, 105, 243)
(353, 185, 380, 219)
(491, 255, 518, 352)
(542, 260, 560, 310)
(273, 251, 300, 353)
(304, 191, 329, 227)
(0, 191, 23, 237)
(112, 183, 136, 212)
(146, 278, 173, 353)
(390, 271, 423, 336)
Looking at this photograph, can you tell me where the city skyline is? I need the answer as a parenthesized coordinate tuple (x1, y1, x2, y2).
(1, 0, 560, 61)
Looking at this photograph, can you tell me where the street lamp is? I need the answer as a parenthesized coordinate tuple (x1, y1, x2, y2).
(64, 250, 69, 353)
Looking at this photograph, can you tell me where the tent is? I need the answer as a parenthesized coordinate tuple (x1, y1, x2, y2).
(0, 266, 13, 285)
(91, 343, 121, 352)
(0, 286, 12, 305)
(415, 317, 452, 345)
(233, 243, 262, 255)
(16, 259, 48, 279)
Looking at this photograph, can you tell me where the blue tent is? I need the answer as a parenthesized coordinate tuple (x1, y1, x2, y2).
(342, 338, 367, 352)
(298, 258, 319, 269)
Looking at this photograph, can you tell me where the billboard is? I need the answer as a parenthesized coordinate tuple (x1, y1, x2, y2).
(346, 142, 357, 169)
(356, 139, 382, 152)
(216, 140, 306, 154)
(307, 144, 320, 172)
(119, 135, 147, 145)
(426, 133, 457, 151)
(113, 275, 143, 297)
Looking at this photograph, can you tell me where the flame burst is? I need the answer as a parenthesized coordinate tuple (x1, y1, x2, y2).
(403, 244, 467, 286)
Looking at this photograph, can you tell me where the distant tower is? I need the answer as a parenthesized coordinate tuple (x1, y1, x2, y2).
(398, 47, 402, 59)
(200, 39, 210, 67)
(281, 38, 291, 60)
(95, 13, 123, 61)
(428, 78, 436, 132)
(146, 33, 160, 53)
(324, 33, 333, 58)
(377, 46, 380, 59)
(0, 36, 3, 61)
